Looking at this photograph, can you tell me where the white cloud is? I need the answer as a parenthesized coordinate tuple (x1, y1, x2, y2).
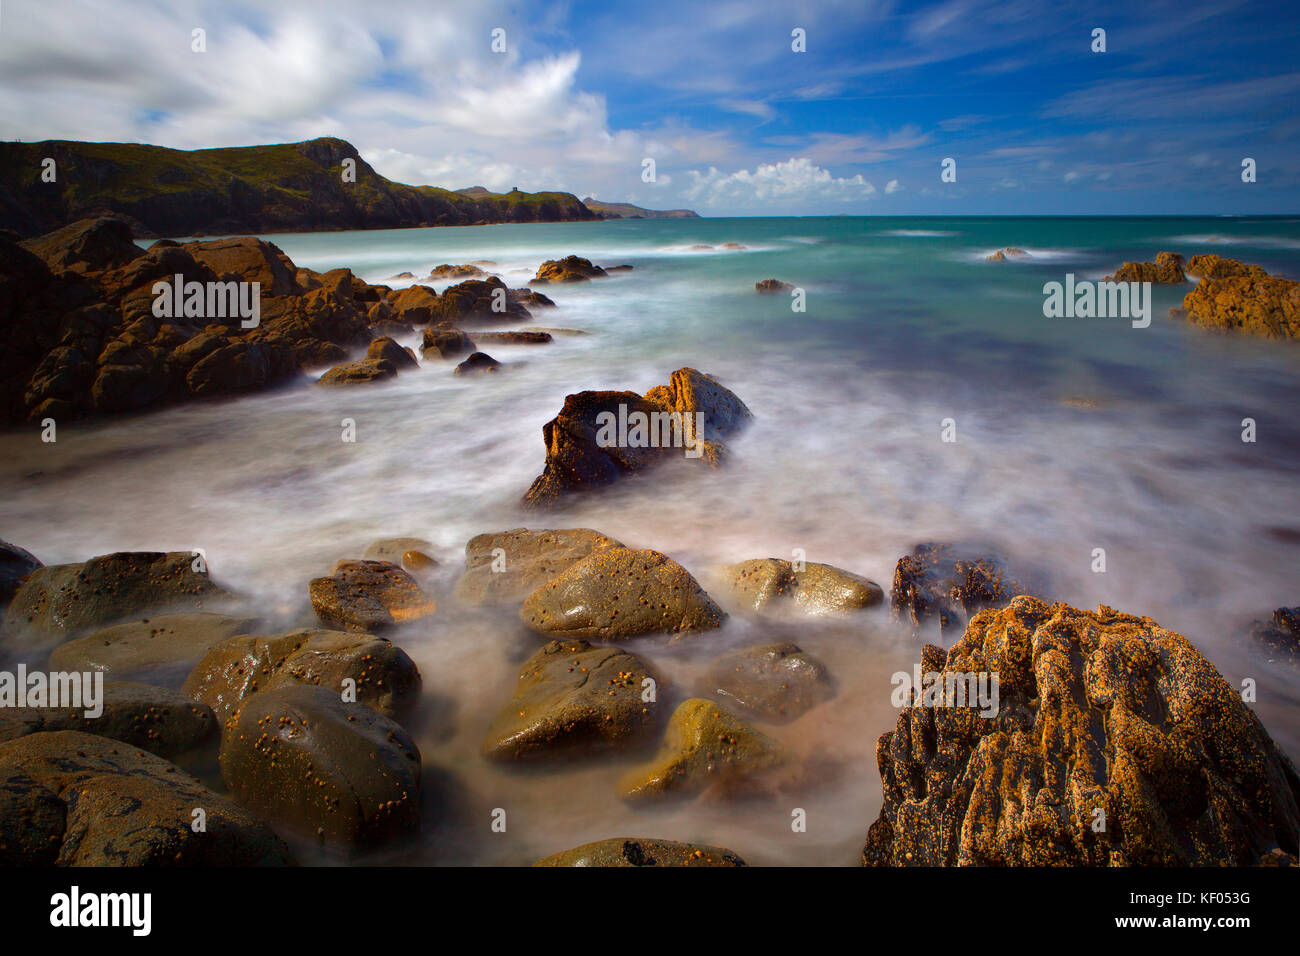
(885, 178, 902, 194)
(684, 157, 875, 207)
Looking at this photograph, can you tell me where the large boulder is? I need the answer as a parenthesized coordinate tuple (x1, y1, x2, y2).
(19, 217, 143, 275)
(432, 276, 531, 323)
(0, 539, 41, 610)
(618, 698, 786, 803)
(483, 639, 663, 761)
(718, 558, 883, 615)
(1178, 269, 1300, 339)
(308, 559, 436, 632)
(1, 551, 236, 659)
(534, 837, 746, 867)
(219, 684, 421, 850)
(47, 611, 258, 687)
(388, 284, 440, 325)
(182, 627, 421, 724)
(0, 731, 290, 865)
(1105, 251, 1186, 283)
(420, 322, 475, 359)
(178, 236, 301, 297)
(454, 351, 501, 375)
(521, 547, 725, 642)
(453, 528, 623, 606)
(1185, 254, 1269, 280)
(701, 642, 833, 722)
(317, 336, 417, 385)
(643, 367, 752, 446)
(532, 255, 608, 284)
(889, 543, 1026, 635)
(863, 597, 1300, 866)
(0, 682, 217, 761)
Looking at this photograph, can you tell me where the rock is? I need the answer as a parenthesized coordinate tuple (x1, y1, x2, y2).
(521, 368, 751, 508)
(863, 597, 1300, 866)
(718, 558, 884, 616)
(362, 537, 435, 569)
(1179, 269, 1300, 339)
(433, 277, 531, 323)
(0, 731, 290, 865)
(889, 543, 1026, 634)
(1248, 606, 1300, 662)
(720, 243, 746, 251)
(1106, 251, 1186, 283)
(618, 698, 785, 802)
(1, 551, 235, 659)
(0, 682, 218, 760)
(453, 528, 624, 606)
(482, 640, 663, 761)
(470, 330, 553, 345)
(521, 547, 724, 642)
(308, 560, 436, 632)
(510, 288, 556, 308)
(985, 247, 1031, 262)
(179, 236, 301, 297)
(534, 837, 745, 867)
(532, 255, 608, 284)
(420, 323, 475, 359)
(428, 263, 488, 279)
(185, 340, 284, 397)
(365, 335, 418, 369)
(606, 264, 636, 272)
(755, 278, 794, 293)
(19, 217, 143, 275)
(182, 627, 422, 724)
(47, 612, 259, 686)
(218, 684, 420, 850)
(1186, 254, 1269, 280)
(454, 351, 501, 375)
(0, 540, 41, 610)
(402, 550, 437, 574)
(317, 357, 397, 385)
(701, 642, 833, 721)
(388, 271, 415, 280)
(388, 284, 440, 325)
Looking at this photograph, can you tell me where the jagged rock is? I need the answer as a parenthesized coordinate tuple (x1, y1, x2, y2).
(0, 731, 290, 865)
(482, 640, 662, 761)
(0, 540, 41, 610)
(1186, 254, 1269, 280)
(454, 351, 500, 375)
(643, 367, 752, 445)
(420, 323, 475, 359)
(985, 247, 1031, 262)
(1248, 606, 1300, 663)
(428, 263, 489, 279)
(863, 597, 1300, 866)
(308, 560, 435, 632)
(1106, 251, 1186, 283)
(755, 278, 794, 293)
(618, 698, 785, 802)
(1, 551, 235, 659)
(889, 543, 1026, 634)
(182, 627, 422, 724)
(19, 217, 143, 274)
(47, 612, 258, 686)
(532, 255, 608, 284)
(719, 558, 883, 615)
(1179, 268, 1300, 339)
(701, 642, 834, 721)
(453, 528, 623, 606)
(179, 236, 301, 297)
(433, 276, 530, 323)
(0, 682, 217, 760)
(534, 837, 745, 867)
(521, 547, 724, 641)
(218, 684, 420, 850)
(388, 284, 439, 325)
(317, 336, 416, 385)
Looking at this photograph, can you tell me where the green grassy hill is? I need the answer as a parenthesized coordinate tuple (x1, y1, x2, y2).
(0, 137, 599, 238)
(581, 197, 699, 219)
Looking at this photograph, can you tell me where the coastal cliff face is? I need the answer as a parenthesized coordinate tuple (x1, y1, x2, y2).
(0, 137, 599, 238)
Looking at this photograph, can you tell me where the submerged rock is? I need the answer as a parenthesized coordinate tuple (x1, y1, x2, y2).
(471, 330, 553, 345)
(1248, 606, 1300, 663)
(482, 640, 663, 761)
(719, 558, 883, 615)
(1178, 268, 1300, 339)
(182, 627, 422, 724)
(1, 551, 235, 658)
(889, 542, 1026, 634)
(308, 559, 436, 632)
(47, 611, 259, 687)
(453, 528, 623, 606)
(0, 730, 290, 865)
(618, 698, 786, 803)
(316, 336, 417, 385)
(454, 351, 501, 375)
(521, 547, 725, 641)
(534, 837, 746, 867)
(362, 537, 437, 571)
(219, 684, 421, 850)
(985, 247, 1030, 262)
(1106, 251, 1186, 283)
(755, 278, 794, 293)
(532, 255, 608, 284)
(701, 642, 834, 722)
(863, 597, 1300, 866)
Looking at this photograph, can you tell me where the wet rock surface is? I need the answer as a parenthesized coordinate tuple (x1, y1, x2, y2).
(701, 642, 833, 722)
(719, 558, 883, 615)
(534, 837, 746, 866)
(453, 528, 623, 607)
(863, 596, 1300, 866)
(308, 559, 435, 632)
(889, 542, 1027, 634)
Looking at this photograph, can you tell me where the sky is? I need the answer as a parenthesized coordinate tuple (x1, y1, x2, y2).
(0, 0, 1297, 215)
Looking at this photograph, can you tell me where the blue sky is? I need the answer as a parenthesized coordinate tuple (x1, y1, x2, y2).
(1, 0, 1297, 214)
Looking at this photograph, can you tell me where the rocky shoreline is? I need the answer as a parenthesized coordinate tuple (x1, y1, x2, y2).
(2, 225, 1299, 868)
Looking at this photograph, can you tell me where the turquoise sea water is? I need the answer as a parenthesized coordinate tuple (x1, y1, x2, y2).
(2, 216, 1298, 864)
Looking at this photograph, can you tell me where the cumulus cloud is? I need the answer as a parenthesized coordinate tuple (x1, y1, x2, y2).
(885, 178, 902, 194)
(684, 158, 875, 207)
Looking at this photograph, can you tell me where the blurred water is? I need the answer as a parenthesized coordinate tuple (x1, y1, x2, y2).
(2, 216, 1299, 864)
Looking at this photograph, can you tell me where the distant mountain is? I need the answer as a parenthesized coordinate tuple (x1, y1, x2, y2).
(581, 197, 700, 219)
(0, 137, 598, 238)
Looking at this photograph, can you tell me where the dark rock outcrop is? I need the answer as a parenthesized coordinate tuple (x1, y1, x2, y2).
(532, 255, 608, 284)
(889, 543, 1026, 635)
(755, 278, 794, 293)
(535, 837, 744, 866)
(1178, 267, 1300, 340)
(1106, 251, 1186, 283)
(454, 351, 501, 375)
(0, 540, 41, 610)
